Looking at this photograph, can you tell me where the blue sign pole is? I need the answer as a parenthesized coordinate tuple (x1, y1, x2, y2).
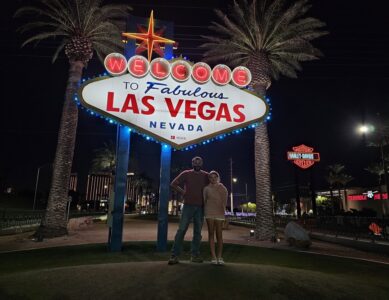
(107, 14, 135, 252)
(156, 21, 174, 252)
(157, 144, 172, 251)
(109, 126, 130, 252)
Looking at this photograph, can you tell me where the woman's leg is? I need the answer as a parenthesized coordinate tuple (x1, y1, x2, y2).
(215, 220, 224, 259)
(206, 218, 216, 259)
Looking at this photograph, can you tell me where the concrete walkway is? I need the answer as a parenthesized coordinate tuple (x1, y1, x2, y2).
(1, 217, 389, 264)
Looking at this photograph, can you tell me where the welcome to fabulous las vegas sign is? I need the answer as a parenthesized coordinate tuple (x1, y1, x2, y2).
(78, 53, 269, 149)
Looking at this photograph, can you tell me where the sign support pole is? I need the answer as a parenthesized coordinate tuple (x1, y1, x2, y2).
(109, 126, 130, 252)
(294, 167, 301, 219)
(309, 168, 317, 216)
(157, 145, 171, 251)
(156, 20, 174, 252)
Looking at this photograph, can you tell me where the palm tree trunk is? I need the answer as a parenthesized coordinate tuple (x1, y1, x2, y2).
(34, 60, 84, 239)
(343, 187, 348, 212)
(338, 188, 343, 211)
(248, 53, 275, 240)
(329, 187, 334, 215)
(254, 123, 275, 240)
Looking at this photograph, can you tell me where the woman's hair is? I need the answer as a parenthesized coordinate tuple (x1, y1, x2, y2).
(208, 170, 220, 182)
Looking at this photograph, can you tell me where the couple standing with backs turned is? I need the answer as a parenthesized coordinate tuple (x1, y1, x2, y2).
(168, 156, 228, 266)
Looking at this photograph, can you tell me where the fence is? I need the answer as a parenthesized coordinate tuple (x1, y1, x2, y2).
(0, 210, 44, 233)
(227, 214, 389, 242)
(0, 210, 106, 234)
(310, 216, 389, 242)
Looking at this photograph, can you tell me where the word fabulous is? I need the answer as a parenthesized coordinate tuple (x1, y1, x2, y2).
(104, 53, 252, 88)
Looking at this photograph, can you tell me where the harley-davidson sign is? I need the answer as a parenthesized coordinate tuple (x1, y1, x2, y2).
(287, 144, 320, 169)
(78, 54, 269, 149)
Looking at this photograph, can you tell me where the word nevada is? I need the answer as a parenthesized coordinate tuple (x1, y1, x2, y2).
(104, 53, 252, 87)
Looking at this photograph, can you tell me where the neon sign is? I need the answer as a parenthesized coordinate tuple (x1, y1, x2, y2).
(103, 54, 252, 87)
(287, 144, 320, 169)
(122, 10, 176, 62)
(347, 193, 388, 201)
(78, 55, 267, 149)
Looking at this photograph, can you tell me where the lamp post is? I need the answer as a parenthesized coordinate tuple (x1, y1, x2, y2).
(33, 163, 50, 210)
(230, 177, 238, 213)
(229, 157, 239, 213)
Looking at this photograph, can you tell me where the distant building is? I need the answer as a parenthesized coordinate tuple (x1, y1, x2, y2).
(85, 173, 137, 210)
(86, 174, 111, 202)
(275, 184, 388, 217)
(69, 173, 77, 192)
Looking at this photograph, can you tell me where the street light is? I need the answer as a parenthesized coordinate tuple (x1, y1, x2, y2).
(230, 177, 238, 213)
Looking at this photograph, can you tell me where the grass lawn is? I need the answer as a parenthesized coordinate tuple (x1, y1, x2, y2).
(1, 242, 389, 299)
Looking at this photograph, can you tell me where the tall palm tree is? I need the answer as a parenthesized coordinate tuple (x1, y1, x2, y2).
(201, 0, 327, 240)
(15, 0, 131, 238)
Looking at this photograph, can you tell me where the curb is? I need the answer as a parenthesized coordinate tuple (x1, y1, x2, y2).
(310, 233, 389, 254)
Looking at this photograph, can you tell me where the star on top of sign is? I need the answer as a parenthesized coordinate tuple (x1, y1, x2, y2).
(122, 10, 176, 62)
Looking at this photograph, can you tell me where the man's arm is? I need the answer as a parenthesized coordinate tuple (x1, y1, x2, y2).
(170, 171, 186, 195)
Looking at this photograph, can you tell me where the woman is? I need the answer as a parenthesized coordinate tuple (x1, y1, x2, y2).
(203, 170, 228, 265)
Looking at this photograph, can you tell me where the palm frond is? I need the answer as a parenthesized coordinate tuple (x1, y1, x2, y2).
(15, 0, 131, 63)
(52, 38, 69, 62)
(201, 0, 328, 82)
(21, 31, 68, 47)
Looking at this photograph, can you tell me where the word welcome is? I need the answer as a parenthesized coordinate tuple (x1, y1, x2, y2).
(104, 53, 252, 87)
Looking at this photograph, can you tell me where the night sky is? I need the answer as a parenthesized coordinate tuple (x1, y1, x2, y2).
(1, 0, 389, 202)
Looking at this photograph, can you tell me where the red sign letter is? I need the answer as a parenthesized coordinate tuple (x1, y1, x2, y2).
(128, 55, 149, 78)
(192, 62, 211, 83)
(150, 58, 170, 80)
(232, 66, 252, 88)
(104, 53, 127, 76)
(171, 60, 191, 82)
(212, 65, 231, 85)
(106, 92, 120, 112)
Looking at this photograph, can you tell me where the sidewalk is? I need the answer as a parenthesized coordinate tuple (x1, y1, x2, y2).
(1, 217, 389, 264)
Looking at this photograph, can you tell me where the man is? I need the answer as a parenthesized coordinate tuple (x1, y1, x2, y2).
(168, 156, 209, 265)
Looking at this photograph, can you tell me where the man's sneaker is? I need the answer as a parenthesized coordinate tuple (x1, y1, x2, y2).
(168, 255, 179, 265)
(217, 258, 225, 265)
(211, 258, 218, 265)
(190, 255, 204, 263)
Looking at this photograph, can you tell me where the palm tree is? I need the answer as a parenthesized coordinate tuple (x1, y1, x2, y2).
(365, 162, 387, 215)
(337, 173, 353, 211)
(91, 140, 117, 213)
(326, 164, 345, 213)
(365, 163, 385, 186)
(201, 0, 327, 240)
(91, 141, 116, 174)
(15, 0, 131, 238)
